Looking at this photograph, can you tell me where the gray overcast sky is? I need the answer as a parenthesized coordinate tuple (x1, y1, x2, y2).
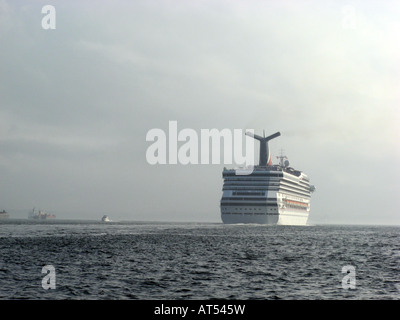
(0, 0, 399, 224)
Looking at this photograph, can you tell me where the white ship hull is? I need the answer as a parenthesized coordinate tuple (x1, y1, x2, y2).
(221, 212, 308, 225)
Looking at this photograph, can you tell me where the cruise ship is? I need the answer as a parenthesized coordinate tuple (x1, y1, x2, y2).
(220, 131, 315, 225)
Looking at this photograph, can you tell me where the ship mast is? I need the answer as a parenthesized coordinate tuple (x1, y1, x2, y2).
(276, 149, 288, 167)
(245, 131, 281, 166)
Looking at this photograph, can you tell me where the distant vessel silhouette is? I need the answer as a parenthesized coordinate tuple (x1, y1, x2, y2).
(29, 208, 56, 220)
(101, 215, 111, 222)
(0, 210, 9, 219)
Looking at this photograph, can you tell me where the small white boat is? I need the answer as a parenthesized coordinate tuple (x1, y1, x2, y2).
(101, 215, 111, 222)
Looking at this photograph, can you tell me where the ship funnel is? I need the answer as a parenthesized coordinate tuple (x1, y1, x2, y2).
(245, 131, 281, 166)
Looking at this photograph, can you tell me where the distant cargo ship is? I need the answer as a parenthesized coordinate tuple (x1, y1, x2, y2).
(0, 210, 9, 219)
(29, 208, 56, 220)
(220, 130, 315, 225)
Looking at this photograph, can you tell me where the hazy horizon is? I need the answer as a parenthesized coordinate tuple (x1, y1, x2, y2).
(1, 1, 399, 226)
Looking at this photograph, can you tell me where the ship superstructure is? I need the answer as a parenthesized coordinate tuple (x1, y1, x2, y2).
(220, 131, 315, 225)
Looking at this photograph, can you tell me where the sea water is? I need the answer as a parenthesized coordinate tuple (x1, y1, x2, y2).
(0, 220, 399, 300)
